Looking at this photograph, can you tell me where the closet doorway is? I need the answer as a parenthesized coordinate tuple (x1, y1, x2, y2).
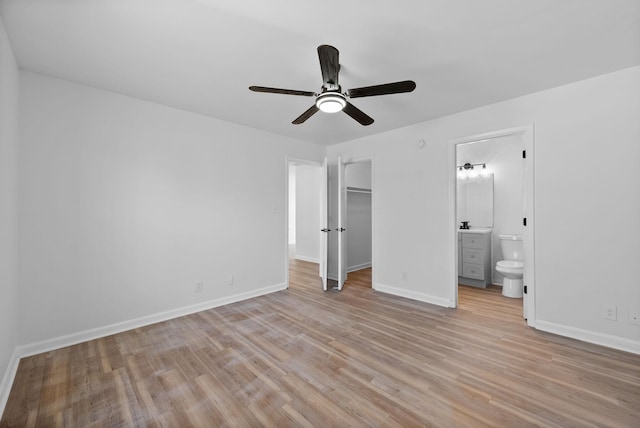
(343, 159, 373, 289)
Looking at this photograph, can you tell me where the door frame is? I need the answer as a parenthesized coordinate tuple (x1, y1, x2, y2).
(448, 125, 536, 326)
(284, 157, 325, 289)
(337, 157, 346, 290)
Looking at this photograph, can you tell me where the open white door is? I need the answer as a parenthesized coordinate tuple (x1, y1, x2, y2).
(522, 131, 535, 324)
(337, 157, 347, 290)
(319, 158, 329, 291)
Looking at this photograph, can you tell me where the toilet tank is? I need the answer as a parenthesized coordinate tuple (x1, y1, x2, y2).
(499, 234, 523, 261)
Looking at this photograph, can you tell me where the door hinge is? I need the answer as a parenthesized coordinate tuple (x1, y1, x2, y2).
(524, 285, 528, 294)
(523, 217, 527, 226)
(522, 150, 526, 159)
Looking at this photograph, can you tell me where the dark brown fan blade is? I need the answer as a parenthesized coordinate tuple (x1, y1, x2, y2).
(346, 80, 416, 99)
(317, 45, 340, 87)
(249, 86, 315, 97)
(292, 105, 320, 124)
(343, 102, 374, 126)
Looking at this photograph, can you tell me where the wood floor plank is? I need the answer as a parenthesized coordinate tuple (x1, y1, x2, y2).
(2, 258, 639, 427)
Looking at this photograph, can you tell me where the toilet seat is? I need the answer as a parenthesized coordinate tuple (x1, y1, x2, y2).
(496, 260, 523, 276)
(497, 260, 523, 269)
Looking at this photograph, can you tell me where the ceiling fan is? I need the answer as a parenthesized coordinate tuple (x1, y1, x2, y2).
(249, 45, 416, 126)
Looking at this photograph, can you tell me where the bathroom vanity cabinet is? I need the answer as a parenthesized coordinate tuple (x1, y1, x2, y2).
(458, 229, 492, 288)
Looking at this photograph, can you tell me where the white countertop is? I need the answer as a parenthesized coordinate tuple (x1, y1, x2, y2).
(458, 228, 492, 234)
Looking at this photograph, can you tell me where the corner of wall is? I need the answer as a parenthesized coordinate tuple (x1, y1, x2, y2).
(0, 14, 20, 421)
(0, 349, 20, 418)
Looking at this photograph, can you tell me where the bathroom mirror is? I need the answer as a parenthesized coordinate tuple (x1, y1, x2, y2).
(457, 175, 494, 228)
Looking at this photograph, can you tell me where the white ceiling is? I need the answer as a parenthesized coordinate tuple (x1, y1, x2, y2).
(1, 0, 639, 146)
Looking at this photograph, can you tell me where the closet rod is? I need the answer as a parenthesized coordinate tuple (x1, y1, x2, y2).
(347, 186, 371, 194)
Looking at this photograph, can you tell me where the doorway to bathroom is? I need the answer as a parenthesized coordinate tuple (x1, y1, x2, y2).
(449, 125, 535, 326)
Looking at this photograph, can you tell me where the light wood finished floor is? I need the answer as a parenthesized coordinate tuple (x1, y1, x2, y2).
(2, 258, 639, 427)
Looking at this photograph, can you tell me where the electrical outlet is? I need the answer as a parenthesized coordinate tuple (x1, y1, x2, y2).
(195, 281, 204, 293)
(629, 311, 640, 326)
(227, 275, 234, 286)
(602, 305, 617, 321)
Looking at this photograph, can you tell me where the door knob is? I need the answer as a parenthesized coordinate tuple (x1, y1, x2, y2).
(320, 228, 331, 232)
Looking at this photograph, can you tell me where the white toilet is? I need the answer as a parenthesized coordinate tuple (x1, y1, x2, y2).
(496, 234, 524, 298)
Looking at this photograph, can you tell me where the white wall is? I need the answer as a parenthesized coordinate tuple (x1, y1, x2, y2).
(0, 17, 20, 411)
(17, 71, 325, 346)
(294, 164, 321, 262)
(329, 66, 640, 351)
(345, 161, 372, 189)
(457, 134, 524, 284)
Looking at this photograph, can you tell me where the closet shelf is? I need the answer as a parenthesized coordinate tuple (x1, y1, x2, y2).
(347, 186, 372, 194)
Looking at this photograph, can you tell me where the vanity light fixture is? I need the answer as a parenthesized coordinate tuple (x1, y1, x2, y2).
(457, 162, 490, 179)
(457, 162, 485, 170)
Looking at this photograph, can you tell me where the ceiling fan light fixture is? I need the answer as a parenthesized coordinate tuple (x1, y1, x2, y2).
(315, 92, 346, 113)
(249, 45, 415, 125)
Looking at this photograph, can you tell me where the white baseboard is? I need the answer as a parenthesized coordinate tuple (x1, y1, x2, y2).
(0, 348, 20, 418)
(536, 320, 640, 355)
(374, 283, 454, 308)
(294, 255, 319, 263)
(16, 283, 287, 359)
(347, 262, 372, 273)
